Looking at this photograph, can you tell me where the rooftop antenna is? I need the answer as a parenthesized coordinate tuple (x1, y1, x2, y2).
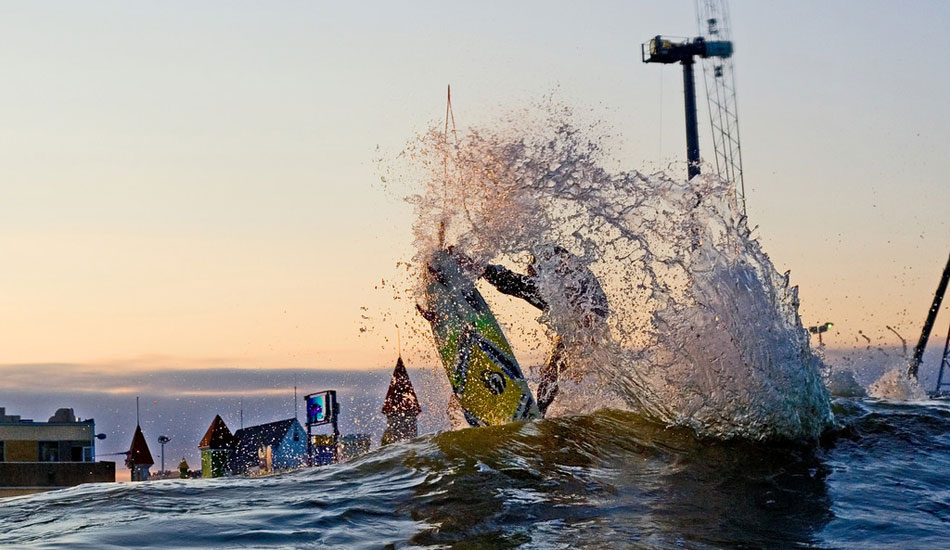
(239, 399, 244, 430)
(397, 324, 402, 358)
(294, 373, 298, 423)
(136, 396, 140, 426)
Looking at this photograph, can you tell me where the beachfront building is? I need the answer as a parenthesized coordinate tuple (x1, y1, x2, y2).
(0, 407, 114, 497)
(198, 415, 234, 478)
(126, 425, 154, 481)
(231, 419, 307, 475)
(381, 356, 421, 445)
(339, 433, 372, 461)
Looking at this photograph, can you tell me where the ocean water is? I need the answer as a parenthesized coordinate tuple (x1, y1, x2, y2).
(2, 398, 949, 549)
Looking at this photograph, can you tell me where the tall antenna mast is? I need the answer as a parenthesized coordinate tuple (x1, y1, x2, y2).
(445, 85, 457, 142)
(136, 396, 140, 426)
(294, 373, 298, 423)
(442, 84, 457, 205)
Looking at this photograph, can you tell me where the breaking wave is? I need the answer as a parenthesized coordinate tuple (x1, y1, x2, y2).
(399, 102, 834, 441)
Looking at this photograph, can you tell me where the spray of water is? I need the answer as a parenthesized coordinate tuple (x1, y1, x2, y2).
(398, 102, 834, 441)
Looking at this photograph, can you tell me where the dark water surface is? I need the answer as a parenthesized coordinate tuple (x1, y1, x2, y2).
(1, 399, 948, 549)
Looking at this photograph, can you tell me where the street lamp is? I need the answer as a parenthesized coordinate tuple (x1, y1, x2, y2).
(157, 435, 171, 474)
(808, 322, 834, 345)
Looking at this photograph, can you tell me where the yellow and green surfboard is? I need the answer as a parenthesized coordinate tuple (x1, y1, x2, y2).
(421, 249, 541, 426)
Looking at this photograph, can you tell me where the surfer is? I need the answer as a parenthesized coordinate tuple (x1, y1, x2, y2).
(463, 244, 610, 416)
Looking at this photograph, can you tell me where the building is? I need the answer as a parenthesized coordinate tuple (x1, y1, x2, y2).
(230, 419, 306, 475)
(381, 356, 421, 444)
(126, 424, 154, 482)
(198, 414, 234, 478)
(339, 433, 371, 461)
(0, 407, 114, 497)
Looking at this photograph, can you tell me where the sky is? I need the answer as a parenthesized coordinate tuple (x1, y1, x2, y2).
(1, 0, 948, 413)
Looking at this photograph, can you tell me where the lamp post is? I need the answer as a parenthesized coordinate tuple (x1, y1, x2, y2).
(808, 322, 834, 346)
(157, 435, 171, 474)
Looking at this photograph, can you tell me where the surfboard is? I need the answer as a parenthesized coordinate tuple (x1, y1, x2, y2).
(420, 249, 541, 426)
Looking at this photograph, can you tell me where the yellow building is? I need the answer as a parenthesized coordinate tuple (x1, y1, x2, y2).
(0, 407, 114, 497)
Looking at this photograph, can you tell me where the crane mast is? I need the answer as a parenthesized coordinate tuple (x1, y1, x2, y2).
(641, 1, 747, 216)
(696, 0, 747, 215)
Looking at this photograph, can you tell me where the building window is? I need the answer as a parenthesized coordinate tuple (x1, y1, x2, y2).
(39, 441, 60, 462)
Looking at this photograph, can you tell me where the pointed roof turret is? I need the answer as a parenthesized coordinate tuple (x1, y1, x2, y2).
(199, 414, 235, 450)
(127, 425, 154, 467)
(382, 356, 421, 417)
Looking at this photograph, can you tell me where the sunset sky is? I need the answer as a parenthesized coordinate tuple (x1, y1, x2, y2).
(1, 0, 948, 383)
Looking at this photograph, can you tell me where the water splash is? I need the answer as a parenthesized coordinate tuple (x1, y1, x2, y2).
(399, 102, 834, 441)
(868, 368, 928, 400)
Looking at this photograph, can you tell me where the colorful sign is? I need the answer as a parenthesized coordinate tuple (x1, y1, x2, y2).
(305, 390, 337, 426)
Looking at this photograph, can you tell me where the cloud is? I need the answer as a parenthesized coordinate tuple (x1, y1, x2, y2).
(0, 363, 407, 396)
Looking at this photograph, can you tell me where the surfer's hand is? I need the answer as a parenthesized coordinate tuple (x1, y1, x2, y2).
(448, 246, 481, 274)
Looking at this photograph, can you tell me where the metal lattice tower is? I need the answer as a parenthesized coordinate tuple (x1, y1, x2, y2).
(696, 0, 746, 215)
(933, 325, 950, 397)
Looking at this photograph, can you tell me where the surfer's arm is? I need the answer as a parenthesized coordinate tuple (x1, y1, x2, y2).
(483, 264, 548, 311)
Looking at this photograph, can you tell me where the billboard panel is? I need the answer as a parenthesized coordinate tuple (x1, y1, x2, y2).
(305, 390, 336, 426)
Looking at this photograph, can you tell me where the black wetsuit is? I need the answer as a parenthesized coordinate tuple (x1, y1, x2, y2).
(483, 265, 548, 311)
(483, 264, 608, 319)
(482, 262, 609, 416)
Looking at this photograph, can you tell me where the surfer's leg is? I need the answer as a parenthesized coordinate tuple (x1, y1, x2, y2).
(536, 336, 564, 417)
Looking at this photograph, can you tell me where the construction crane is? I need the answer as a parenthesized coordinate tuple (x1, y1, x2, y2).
(641, 0, 747, 216)
(696, 0, 747, 215)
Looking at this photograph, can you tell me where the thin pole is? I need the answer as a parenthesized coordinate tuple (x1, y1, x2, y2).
(682, 58, 700, 181)
(136, 396, 140, 426)
(909, 252, 950, 379)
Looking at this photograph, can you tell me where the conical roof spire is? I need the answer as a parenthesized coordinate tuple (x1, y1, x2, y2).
(127, 425, 154, 467)
(382, 356, 421, 417)
(199, 414, 234, 450)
